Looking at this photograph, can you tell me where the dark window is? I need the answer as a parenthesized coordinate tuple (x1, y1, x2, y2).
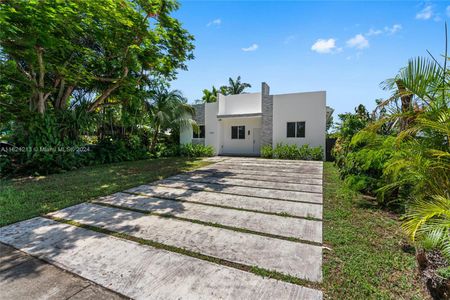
(231, 126, 245, 139)
(231, 126, 238, 139)
(287, 122, 306, 138)
(193, 125, 205, 138)
(296, 122, 305, 138)
(287, 122, 296, 138)
(238, 126, 245, 139)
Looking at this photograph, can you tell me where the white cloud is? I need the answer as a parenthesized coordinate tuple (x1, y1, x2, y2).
(311, 38, 337, 54)
(346, 34, 369, 49)
(241, 43, 259, 52)
(384, 24, 402, 35)
(366, 24, 402, 37)
(416, 5, 433, 20)
(207, 18, 221, 27)
(366, 28, 383, 36)
(284, 35, 296, 44)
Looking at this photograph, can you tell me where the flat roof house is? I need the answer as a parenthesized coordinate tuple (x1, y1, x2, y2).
(180, 82, 326, 157)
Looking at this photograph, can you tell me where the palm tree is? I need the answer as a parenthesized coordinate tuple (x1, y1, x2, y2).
(223, 76, 251, 95)
(378, 56, 445, 131)
(202, 86, 219, 103)
(146, 88, 197, 152)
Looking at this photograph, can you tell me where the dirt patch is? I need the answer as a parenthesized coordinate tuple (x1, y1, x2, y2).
(417, 250, 449, 299)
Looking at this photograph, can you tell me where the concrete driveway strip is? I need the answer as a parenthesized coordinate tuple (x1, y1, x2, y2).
(195, 166, 323, 180)
(0, 243, 125, 300)
(0, 218, 322, 300)
(49, 203, 322, 282)
(183, 170, 323, 185)
(95, 192, 322, 243)
(154, 179, 323, 204)
(124, 185, 322, 219)
(213, 160, 323, 170)
(205, 164, 323, 175)
(167, 174, 323, 193)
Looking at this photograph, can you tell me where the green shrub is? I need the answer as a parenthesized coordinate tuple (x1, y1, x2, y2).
(262, 143, 323, 161)
(179, 143, 214, 158)
(4, 112, 88, 175)
(260, 145, 273, 158)
(93, 137, 148, 164)
(437, 266, 450, 279)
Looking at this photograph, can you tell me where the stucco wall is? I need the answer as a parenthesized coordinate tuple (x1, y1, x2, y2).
(218, 93, 261, 116)
(205, 102, 220, 154)
(219, 117, 262, 155)
(261, 82, 273, 147)
(180, 104, 206, 146)
(272, 91, 326, 152)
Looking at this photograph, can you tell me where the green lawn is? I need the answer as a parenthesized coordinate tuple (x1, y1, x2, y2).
(322, 162, 427, 299)
(0, 157, 210, 227)
(0, 158, 428, 298)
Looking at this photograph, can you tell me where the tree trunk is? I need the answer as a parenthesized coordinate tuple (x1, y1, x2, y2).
(396, 80, 412, 131)
(35, 46, 46, 114)
(57, 85, 75, 109)
(87, 67, 129, 112)
(149, 125, 160, 153)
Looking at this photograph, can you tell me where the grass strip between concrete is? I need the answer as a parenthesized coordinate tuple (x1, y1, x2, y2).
(155, 182, 323, 204)
(46, 215, 322, 290)
(123, 191, 322, 221)
(90, 201, 322, 246)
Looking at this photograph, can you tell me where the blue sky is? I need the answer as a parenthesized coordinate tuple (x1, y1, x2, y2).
(171, 1, 447, 116)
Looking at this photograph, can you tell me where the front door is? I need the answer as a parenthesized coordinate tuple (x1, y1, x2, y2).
(253, 128, 261, 155)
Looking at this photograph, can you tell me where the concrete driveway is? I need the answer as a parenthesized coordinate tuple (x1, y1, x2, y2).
(0, 157, 323, 299)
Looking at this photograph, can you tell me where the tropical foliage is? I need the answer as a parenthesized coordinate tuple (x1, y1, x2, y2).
(200, 76, 252, 103)
(332, 30, 450, 278)
(261, 143, 323, 161)
(0, 0, 196, 176)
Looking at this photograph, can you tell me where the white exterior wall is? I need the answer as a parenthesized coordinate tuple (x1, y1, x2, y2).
(219, 117, 262, 155)
(180, 112, 193, 145)
(180, 88, 326, 158)
(272, 91, 326, 151)
(218, 93, 261, 115)
(204, 102, 220, 154)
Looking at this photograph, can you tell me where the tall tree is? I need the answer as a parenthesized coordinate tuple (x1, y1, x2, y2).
(146, 88, 196, 152)
(222, 76, 251, 95)
(0, 0, 194, 116)
(201, 86, 219, 103)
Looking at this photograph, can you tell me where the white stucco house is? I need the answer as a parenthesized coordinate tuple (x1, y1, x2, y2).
(180, 82, 326, 157)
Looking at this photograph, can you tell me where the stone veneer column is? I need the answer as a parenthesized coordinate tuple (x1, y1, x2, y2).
(192, 104, 205, 124)
(192, 104, 205, 145)
(261, 82, 273, 147)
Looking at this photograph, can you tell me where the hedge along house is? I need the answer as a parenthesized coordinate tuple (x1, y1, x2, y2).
(180, 82, 327, 157)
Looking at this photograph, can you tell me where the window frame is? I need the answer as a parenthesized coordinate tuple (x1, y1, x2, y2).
(296, 121, 305, 138)
(193, 125, 205, 139)
(286, 122, 296, 138)
(231, 125, 245, 140)
(286, 121, 306, 138)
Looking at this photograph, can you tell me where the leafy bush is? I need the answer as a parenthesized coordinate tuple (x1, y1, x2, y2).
(179, 143, 214, 158)
(93, 137, 148, 164)
(3, 112, 89, 176)
(262, 143, 323, 161)
(260, 145, 273, 158)
(437, 266, 450, 279)
(403, 196, 450, 260)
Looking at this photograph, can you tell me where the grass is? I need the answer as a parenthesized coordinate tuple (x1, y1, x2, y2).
(1, 157, 430, 297)
(92, 201, 322, 246)
(48, 215, 319, 290)
(126, 190, 321, 221)
(322, 162, 427, 299)
(0, 157, 210, 227)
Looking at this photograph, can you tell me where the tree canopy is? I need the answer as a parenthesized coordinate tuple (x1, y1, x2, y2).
(0, 0, 194, 116)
